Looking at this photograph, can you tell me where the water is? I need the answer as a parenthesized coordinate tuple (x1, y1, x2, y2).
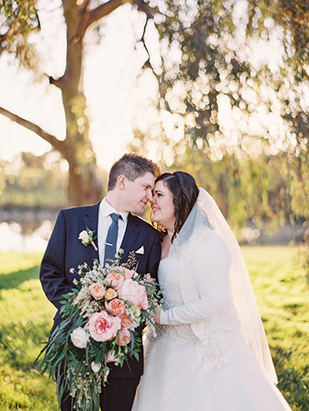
(0, 208, 302, 253)
(0, 208, 58, 252)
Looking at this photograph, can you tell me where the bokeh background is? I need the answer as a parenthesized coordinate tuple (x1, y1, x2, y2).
(0, 1, 308, 409)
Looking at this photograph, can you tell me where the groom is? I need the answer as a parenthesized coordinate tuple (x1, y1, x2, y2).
(40, 153, 161, 411)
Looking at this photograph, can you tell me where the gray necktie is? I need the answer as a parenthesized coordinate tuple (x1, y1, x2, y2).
(104, 213, 119, 265)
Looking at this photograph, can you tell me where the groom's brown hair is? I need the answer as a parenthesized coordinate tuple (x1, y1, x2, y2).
(108, 153, 159, 191)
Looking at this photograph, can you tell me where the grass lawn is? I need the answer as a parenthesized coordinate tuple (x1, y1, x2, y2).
(0, 247, 308, 410)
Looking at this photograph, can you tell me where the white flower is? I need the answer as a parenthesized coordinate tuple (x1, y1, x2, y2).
(78, 230, 90, 244)
(91, 361, 102, 373)
(78, 229, 98, 251)
(70, 327, 89, 348)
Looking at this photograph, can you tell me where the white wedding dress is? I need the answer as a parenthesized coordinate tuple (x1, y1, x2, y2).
(132, 254, 291, 411)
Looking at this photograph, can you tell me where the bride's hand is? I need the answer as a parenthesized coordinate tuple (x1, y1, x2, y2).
(105, 351, 117, 363)
(151, 306, 161, 324)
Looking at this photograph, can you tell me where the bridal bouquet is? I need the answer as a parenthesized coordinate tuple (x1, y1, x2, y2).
(36, 251, 160, 411)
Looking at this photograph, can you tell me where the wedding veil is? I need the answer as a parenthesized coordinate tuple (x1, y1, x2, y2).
(170, 188, 278, 384)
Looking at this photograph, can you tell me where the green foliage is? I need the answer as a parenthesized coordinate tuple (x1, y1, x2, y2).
(247, 0, 309, 84)
(152, 0, 308, 152)
(0, 152, 68, 207)
(153, 0, 244, 141)
(131, 130, 307, 234)
(0, 0, 40, 69)
(0, 248, 308, 409)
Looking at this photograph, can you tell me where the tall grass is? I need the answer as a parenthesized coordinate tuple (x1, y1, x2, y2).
(0, 247, 307, 410)
(0, 253, 58, 410)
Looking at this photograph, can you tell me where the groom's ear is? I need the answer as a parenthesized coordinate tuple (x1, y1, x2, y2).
(117, 175, 126, 190)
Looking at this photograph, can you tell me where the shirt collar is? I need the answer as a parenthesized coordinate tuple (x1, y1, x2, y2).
(100, 197, 129, 223)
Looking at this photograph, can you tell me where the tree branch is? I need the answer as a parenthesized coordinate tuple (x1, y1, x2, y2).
(85, 0, 124, 30)
(132, 0, 156, 19)
(0, 106, 65, 154)
(0, 25, 14, 45)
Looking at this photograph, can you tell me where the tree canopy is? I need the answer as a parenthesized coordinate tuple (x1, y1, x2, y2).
(0, 0, 308, 209)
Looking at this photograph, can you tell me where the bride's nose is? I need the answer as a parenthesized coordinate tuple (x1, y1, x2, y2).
(150, 194, 157, 205)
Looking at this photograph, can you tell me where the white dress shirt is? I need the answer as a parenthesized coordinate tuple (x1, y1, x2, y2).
(98, 197, 128, 264)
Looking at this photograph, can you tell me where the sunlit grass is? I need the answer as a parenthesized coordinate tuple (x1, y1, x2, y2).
(0, 252, 58, 410)
(0, 247, 307, 410)
(242, 246, 309, 409)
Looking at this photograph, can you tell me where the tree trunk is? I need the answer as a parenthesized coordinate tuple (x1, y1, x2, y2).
(56, 0, 104, 206)
(67, 160, 103, 206)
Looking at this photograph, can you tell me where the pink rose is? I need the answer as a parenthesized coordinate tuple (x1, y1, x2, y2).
(118, 279, 147, 307)
(123, 268, 133, 279)
(89, 283, 105, 300)
(88, 310, 121, 342)
(116, 329, 131, 346)
(106, 272, 125, 290)
(121, 314, 131, 329)
(106, 298, 126, 318)
(140, 292, 149, 310)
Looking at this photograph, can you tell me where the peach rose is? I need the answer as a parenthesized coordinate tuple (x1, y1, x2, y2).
(118, 279, 147, 306)
(134, 305, 141, 316)
(105, 288, 117, 301)
(106, 298, 126, 318)
(106, 272, 125, 290)
(88, 310, 121, 342)
(89, 283, 105, 300)
(121, 314, 132, 329)
(116, 329, 131, 346)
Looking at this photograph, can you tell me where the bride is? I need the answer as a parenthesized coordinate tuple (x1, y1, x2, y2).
(132, 171, 291, 411)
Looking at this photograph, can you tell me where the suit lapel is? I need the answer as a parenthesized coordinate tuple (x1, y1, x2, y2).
(120, 214, 140, 263)
(83, 202, 100, 262)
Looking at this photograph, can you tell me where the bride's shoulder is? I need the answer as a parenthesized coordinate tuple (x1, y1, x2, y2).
(190, 226, 220, 243)
(189, 228, 230, 259)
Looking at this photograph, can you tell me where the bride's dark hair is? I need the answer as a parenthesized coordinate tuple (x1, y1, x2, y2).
(155, 171, 199, 242)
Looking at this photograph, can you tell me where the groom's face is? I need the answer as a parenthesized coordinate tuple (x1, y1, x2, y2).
(123, 171, 155, 214)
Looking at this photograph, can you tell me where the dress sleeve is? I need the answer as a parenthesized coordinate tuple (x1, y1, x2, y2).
(160, 232, 232, 325)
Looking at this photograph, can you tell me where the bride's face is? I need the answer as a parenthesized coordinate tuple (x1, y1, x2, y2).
(151, 180, 176, 231)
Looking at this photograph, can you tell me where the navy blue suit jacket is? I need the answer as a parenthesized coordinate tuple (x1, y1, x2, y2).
(40, 202, 161, 378)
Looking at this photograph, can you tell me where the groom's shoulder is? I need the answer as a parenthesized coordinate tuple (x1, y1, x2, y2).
(59, 203, 99, 217)
(129, 214, 159, 236)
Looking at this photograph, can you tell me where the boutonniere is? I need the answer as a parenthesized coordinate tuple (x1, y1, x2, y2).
(78, 228, 98, 251)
